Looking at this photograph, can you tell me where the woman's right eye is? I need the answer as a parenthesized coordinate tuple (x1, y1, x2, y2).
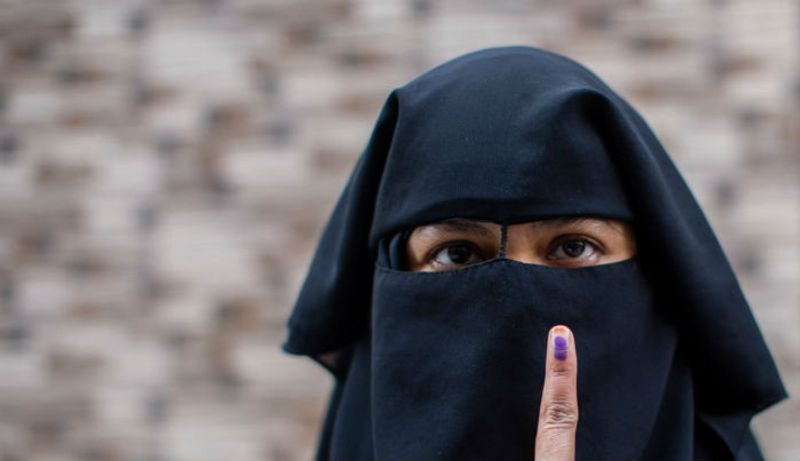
(429, 242, 485, 269)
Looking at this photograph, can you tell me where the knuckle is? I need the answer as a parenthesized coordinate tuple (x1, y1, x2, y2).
(540, 400, 579, 430)
(549, 360, 576, 375)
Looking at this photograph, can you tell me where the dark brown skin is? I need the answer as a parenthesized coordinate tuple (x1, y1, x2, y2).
(535, 324, 578, 461)
(406, 217, 636, 460)
(405, 217, 636, 272)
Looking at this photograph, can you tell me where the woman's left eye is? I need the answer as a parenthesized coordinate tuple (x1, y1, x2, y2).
(548, 238, 600, 260)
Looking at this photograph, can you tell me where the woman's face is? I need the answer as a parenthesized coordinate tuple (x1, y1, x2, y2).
(405, 217, 636, 272)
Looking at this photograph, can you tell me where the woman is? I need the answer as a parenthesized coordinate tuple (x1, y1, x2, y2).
(282, 46, 787, 460)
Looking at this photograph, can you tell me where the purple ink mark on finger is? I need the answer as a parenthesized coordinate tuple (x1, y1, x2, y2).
(554, 335, 568, 361)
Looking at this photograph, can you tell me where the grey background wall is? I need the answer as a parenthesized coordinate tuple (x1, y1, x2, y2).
(0, 0, 797, 460)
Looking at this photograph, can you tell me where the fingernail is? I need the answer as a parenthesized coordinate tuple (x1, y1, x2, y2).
(553, 326, 568, 361)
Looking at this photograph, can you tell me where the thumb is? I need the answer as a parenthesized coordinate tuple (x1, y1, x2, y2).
(534, 325, 578, 461)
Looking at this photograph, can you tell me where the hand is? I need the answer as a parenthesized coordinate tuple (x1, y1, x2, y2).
(534, 325, 579, 461)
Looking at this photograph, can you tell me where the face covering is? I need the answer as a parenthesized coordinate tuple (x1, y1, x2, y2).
(373, 249, 679, 459)
(282, 46, 787, 460)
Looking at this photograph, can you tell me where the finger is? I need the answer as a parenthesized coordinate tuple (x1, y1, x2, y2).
(534, 325, 578, 461)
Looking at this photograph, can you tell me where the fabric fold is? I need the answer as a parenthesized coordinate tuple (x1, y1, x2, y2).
(282, 46, 786, 460)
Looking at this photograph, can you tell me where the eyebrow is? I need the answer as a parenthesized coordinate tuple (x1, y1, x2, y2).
(415, 218, 497, 237)
(412, 216, 625, 240)
(531, 216, 624, 233)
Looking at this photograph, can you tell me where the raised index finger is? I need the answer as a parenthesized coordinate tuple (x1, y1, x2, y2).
(534, 325, 578, 461)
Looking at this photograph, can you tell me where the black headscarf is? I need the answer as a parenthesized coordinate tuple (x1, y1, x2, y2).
(283, 46, 787, 460)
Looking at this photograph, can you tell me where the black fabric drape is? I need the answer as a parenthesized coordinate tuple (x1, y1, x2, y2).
(283, 46, 787, 460)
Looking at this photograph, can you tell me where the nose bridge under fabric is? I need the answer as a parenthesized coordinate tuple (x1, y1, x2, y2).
(368, 255, 678, 460)
(498, 223, 509, 259)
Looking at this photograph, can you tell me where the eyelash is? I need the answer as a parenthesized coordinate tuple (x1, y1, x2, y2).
(426, 236, 604, 267)
(426, 240, 487, 266)
(546, 235, 604, 260)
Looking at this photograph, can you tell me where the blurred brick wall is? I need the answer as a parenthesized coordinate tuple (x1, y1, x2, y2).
(0, 0, 797, 460)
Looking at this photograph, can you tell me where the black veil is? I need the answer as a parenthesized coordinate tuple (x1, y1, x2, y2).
(283, 46, 786, 460)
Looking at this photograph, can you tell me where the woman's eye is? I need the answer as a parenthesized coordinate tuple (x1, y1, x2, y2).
(430, 242, 484, 268)
(548, 238, 599, 260)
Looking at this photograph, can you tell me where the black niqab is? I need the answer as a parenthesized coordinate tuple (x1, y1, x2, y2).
(283, 46, 786, 460)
